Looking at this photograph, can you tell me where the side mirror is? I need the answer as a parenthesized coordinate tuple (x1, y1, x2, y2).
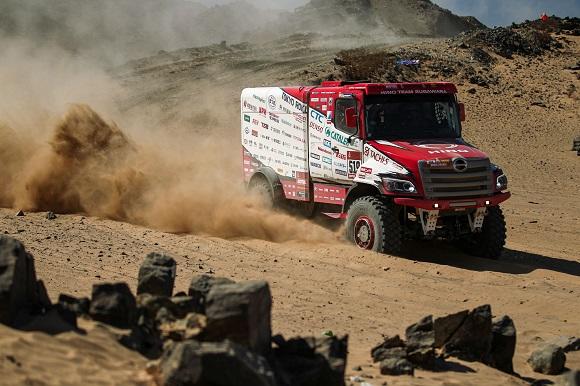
(459, 103, 466, 122)
(345, 107, 358, 130)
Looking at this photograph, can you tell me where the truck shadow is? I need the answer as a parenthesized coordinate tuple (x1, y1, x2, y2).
(400, 241, 580, 277)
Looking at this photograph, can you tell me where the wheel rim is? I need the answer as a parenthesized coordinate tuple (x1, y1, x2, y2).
(354, 216, 375, 249)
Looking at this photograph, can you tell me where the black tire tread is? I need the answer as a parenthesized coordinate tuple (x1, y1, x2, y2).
(468, 206, 507, 259)
(347, 196, 402, 254)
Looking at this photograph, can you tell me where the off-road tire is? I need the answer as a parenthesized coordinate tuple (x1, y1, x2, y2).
(248, 176, 284, 209)
(461, 206, 507, 259)
(346, 196, 402, 254)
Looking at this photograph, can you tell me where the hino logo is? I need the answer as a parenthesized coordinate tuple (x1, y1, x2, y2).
(453, 158, 468, 172)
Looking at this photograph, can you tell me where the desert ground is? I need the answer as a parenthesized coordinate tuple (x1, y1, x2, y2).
(1, 22, 578, 385)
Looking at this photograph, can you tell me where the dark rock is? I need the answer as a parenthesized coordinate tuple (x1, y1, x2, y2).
(406, 315, 435, 351)
(443, 304, 492, 361)
(46, 212, 57, 220)
(371, 335, 405, 361)
(15, 210, 24, 217)
(380, 357, 414, 376)
(196, 340, 276, 386)
(188, 275, 234, 314)
(57, 294, 90, 316)
(528, 344, 566, 375)
(0, 236, 45, 326)
(407, 347, 436, 369)
(547, 336, 580, 353)
(55, 294, 90, 328)
(89, 282, 136, 329)
(434, 310, 468, 348)
(202, 281, 271, 355)
(158, 341, 202, 386)
(559, 370, 580, 386)
(467, 88, 477, 94)
(485, 315, 516, 374)
(373, 347, 406, 363)
(273, 335, 348, 386)
(137, 253, 176, 297)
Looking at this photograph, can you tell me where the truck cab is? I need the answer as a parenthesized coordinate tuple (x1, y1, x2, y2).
(241, 81, 510, 258)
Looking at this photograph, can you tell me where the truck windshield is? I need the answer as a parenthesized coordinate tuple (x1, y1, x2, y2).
(365, 94, 461, 140)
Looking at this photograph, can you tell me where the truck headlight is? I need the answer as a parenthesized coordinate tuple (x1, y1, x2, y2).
(382, 177, 417, 194)
(496, 174, 508, 191)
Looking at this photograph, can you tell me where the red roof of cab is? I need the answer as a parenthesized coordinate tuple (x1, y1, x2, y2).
(319, 81, 457, 94)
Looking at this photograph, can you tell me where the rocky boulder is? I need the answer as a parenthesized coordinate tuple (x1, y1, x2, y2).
(202, 280, 271, 355)
(485, 315, 516, 374)
(528, 344, 567, 375)
(443, 304, 492, 361)
(405, 315, 436, 368)
(272, 335, 348, 386)
(89, 282, 137, 329)
(0, 236, 49, 326)
(137, 253, 176, 297)
(188, 275, 234, 314)
(159, 340, 276, 386)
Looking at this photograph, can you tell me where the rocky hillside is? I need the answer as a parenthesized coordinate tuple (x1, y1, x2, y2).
(282, 0, 485, 37)
(0, 0, 484, 64)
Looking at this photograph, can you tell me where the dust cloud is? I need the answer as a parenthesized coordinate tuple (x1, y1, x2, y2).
(0, 40, 336, 244)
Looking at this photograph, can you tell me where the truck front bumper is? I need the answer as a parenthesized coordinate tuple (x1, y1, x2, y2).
(393, 192, 511, 211)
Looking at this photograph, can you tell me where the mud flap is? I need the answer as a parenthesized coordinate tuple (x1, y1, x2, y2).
(468, 207, 487, 233)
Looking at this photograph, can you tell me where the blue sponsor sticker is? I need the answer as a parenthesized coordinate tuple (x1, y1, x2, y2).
(322, 156, 332, 164)
(323, 139, 332, 148)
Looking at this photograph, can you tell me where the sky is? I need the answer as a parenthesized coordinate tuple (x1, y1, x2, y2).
(198, 0, 580, 26)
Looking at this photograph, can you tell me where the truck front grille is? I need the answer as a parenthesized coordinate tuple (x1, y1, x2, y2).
(419, 158, 493, 199)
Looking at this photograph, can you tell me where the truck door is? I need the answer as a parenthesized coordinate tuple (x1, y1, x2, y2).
(328, 91, 364, 183)
(307, 89, 364, 184)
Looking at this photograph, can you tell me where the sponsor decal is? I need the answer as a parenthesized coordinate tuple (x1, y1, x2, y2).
(309, 121, 324, 133)
(310, 153, 321, 160)
(253, 94, 266, 103)
(261, 122, 269, 129)
(252, 118, 260, 125)
(415, 143, 470, 155)
(282, 91, 307, 112)
(325, 128, 349, 146)
(268, 95, 277, 109)
(322, 156, 332, 165)
(269, 112, 280, 123)
(426, 159, 452, 168)
(360, 167, 372, 174)
(244, 127, 250, 134)
(310, 109, 326, 125)
(252, 130, 258, 137)
(335, 169, 347, 177)
(380, 89, 449, 95)
(364, 145, 391, 165)
(243, 101, 257, 112)
(317, 146, 332, 155)
(244, 114, 251, 123)
(259, 107, 267, 116)
(323, 139, 332, 148)
(281, 119, 292, 127)
(310, 162, 322, 168)
(335, 152, 346, 160)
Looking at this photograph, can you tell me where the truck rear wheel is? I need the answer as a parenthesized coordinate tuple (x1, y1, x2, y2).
(460, 206, 507, 259)
(346, 196, 402, 254)
(248, 176, 284, 209)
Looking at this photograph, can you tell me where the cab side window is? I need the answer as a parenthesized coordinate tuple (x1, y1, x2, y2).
(334, 98, 357, 134)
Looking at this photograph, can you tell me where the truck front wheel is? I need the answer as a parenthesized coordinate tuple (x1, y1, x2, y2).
(460, 206, 507, 259)
(346, 196, 402, 254)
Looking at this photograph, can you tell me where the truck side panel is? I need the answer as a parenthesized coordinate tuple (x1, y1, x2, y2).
(241, 87, 310, 201)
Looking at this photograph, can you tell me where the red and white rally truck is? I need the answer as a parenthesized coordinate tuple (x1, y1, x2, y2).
(241, 81, 510, 258)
